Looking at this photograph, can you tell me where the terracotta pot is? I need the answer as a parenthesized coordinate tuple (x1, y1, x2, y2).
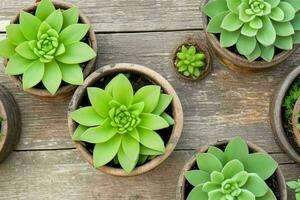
(3, 1, 97, 100)
(176, 140, 287, 200)
(270, 66, 300, 165)
(172, 37, 212, 81)
(202, 0, 297, 73)
(68, 63, 184, 176)
(292, 97, 300, 148)
(0, 85, 21, 162)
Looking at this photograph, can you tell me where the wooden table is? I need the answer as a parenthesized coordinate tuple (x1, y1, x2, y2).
(0, 0, 300, 199)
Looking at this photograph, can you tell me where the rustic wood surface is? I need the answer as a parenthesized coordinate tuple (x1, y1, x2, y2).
(0, 0, 300, 199)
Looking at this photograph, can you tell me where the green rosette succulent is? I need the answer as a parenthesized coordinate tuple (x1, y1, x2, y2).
(0, 0, 96, 95)
(71, 74, 174, 173)
(202, 0, 300, 62)
(287, 179, 300, 200)
(185, 137, 278, 200)
(176, 46, 206, 79)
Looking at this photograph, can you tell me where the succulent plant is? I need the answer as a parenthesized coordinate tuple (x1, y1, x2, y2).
(71, 74, 174, 173)
(185, 137, 278, 200)
(176, 46, 206, 78)
(0, 0, 96, 95)
(283, 78, 300, 120)
(202, 0, 300, 62)
(287, 179, 300, 200)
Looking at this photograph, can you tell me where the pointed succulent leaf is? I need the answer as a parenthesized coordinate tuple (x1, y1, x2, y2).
(226, 0, 241, 13)
(260, 45, 275, 62)
(133, 85, 161, 113)
(139, 144, 163, 155)
(6, 24, 26, 45)
(221, 13, 243, 31)
(202, 182, 220, 193)
(273, 21, 295, 36)
(196, 153, 222, 173)
(55, 44, 66, 56)
(207, 146, 225, 165)
(128, 128, 140, 142)
(239, 3, 255, 22)
(285, 0, 300, 11)
(236, 35, 256, 56)
(56, 42, 96, 64)
(244, 153, 277, 180)
(0, 39, 15, 58)
(210, 171, 224, 184)
(138, 127, 165, 153)
(5, 53, 31, 75)
(264, 0, 280, 8)
(239, 190, 255, 200)
(269, 7, 284, 21)
(207, 190, 223, 200)
(137, 155, 148, 165)
(58, 62, 83, 85)
(139, 113, 169, 130)
(93, 134, 122, 168)
(62, 7, 80, 29)
(274, 36, 293, 50)
(187, 185, 208, 200)
(242, 173, 268, 197)
(45, 10, 63, 33)
(87, 87, 112, 118)
(72, 125, 88, 141)
(19, 11, 41, 40)
(241, 23, 258, 37)
(161, 112, 175, 126)
(15, 41, 38, 60)
(220, 29, 240, 47)
(292, 13, 300, 30)
(23, 60, 44, 89)
(222, 159, 244, 179)
(256, 188, 277, 200)
(185, 170, 211, 187)
(207, 12, 229, 33)
(110, 74, 133, 107)
(245, 44, 261, 61)
(202, 0, 229, 18)
(152, 94, 173, 115)
(42, 60, 62, 95)
(233, 171, 248, 187)
(59, 24, 90, 45)
(71, 106, 104, 126)
(35, 0, 56, 21)
(225, 137, 248, 162)
(118, 146, 137, 173)
(278, 2, 295, 22)
(256, 16, 276, 46)
(249, 17, 262, 29)
(129, 102, 144, 116)
(294, 31, 300, 43)
(122, 134, 140, 161)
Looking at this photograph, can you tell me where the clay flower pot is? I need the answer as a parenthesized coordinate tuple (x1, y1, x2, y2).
(202, 0, 296, 73)
(292, 97, 300, 148)
(172, 37, 212, 81)
(176, 140, 287, 200)
(4, 0, 97, 100)
(270, 66, 300, 165)
(68, 63, 183, 176)
(0, 85, 21, 162)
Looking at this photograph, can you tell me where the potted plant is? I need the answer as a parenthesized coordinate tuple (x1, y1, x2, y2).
(68, 63, 183, 176)
(177, 137, 286, 200)
(172, 37, 211, 81)
(287, 179, 300, 200)
(0, 0, 97, 99)
(0, 85, 22, 162)
(270, 66, 300, 165)
(201, 0, 299, 72)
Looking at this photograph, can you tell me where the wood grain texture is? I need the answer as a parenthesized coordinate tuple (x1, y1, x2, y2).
(0, 0, 203, 32)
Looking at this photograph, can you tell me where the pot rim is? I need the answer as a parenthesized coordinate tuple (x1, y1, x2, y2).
(172, 37, 212, 81)
(176, 140, 287, 200)
(3, 0, 97, 100)
(270, 66, 300, 164)
(292, 97, 300, 148)
(68, 63, 184, 177)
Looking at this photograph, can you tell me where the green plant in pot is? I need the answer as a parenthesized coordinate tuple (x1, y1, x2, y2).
(70, 73, 174, 173)
(0, 0, 96, 95)
(287, 179, 300, 200)
(202, 0, 300, 62)
(184, 137, 279, 200)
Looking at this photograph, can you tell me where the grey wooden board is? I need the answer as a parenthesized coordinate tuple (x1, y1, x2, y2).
(0, 0, 203, 33)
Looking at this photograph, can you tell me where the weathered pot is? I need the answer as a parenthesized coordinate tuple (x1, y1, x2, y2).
(68, 63, 184, 176)
(176, 140, 287, 200)
(292, 97, 300, 148)
(172, 37, 212, 81)
(0, 85, 21, 162)
(4, 0, 97, 100)
(270, 66, 300, 165)
(202, 0, 296, 73)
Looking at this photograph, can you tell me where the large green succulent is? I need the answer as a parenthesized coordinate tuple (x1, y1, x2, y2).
(71, 74, 174, 173)
(185, 137, 278, 200)
(287, 179, 300, 200)
(0, 0, 96, 95)
(202, 0, 300, 61)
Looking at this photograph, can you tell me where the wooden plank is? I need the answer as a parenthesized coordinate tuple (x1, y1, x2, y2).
(0, 150, 298, 200)
(1, 31, 300, 153)
(0, 0, 203, 32)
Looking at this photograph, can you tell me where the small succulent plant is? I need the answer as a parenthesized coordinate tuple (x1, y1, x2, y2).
(176, 46, 206, 78)
(185, 137, 278, 200)
(287, 179, 300, 200)
(71, 74, 174, 173)
(0, 0, 96, 95)
(283, 78, 300, 120)
(202, 0, 300, 62)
